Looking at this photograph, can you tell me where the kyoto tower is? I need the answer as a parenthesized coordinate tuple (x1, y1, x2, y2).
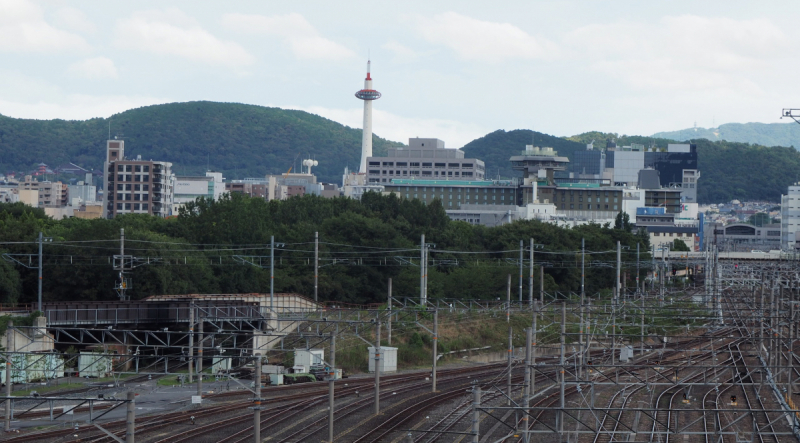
(355, 60, 381, 173)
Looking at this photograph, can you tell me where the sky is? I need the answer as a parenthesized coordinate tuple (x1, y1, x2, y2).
(1, 0, 799, 149)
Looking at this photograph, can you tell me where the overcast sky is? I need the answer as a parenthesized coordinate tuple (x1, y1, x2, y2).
(1, 0, 798, 148)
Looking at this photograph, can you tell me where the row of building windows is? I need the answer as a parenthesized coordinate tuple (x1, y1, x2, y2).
(369, 170, 475, 177)
(117, 184, 151, 191)
(401, 186, 510, 193)
(559, 190, 615, 196)
(116, 174, 150, 182)
(116, 193, 149, 201)
(561, 196, 617, 203)
(559, 203, 617, 210)
(653, 232, 689, 237)
(116, 203, 149, 211)
(407, 193, 508, 201)
(369, 161, 476, 168)
(117, 165, 151, 172)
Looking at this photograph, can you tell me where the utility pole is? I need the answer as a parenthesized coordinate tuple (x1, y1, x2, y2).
(580, 238, 585, 377)
(507, 326, 513, 406)
(314, 231, 319, 302)
(471, 386, 481, 443)
(188, 303, 194, 383)
(524, 327, 532, 443)
(531, 307, 537, 398)
(5, 320, 12, 432)
(37, 232, 44, 312)
(254, 354, 262, 443)
(636, 243, 640, 295)
(328, 328, 336, 443)
(197, 317, 203, 399)
(387, 278, 392, 346)
(529, 238, 534, 309)
(432, 309, 438, 392)
(519, 240, 524, 302)
(539, 267, 544, 307)
(119, 228, 125, 301)
(126, 391, 135, 443)
(420, 234, 426, 306)
(559, 301, 565, 437)
(374, 315, 381, 415)
(507, 274, 511, 323)
(613, 241, 620, 370)
(270, 235, 275, 313)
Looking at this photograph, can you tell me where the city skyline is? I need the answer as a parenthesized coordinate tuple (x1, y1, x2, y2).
(0, 1, 798, 148)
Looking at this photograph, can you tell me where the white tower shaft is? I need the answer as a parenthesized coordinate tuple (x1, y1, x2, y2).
(359, 76, 373, 174)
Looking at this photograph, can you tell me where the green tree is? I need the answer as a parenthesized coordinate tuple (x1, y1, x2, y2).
(747, 212, 771, 227)
(614, 211, 633, 231)
(672, 239, 690, 252)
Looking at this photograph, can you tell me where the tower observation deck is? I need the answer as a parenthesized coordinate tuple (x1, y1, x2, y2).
(356, 61, 381, 173)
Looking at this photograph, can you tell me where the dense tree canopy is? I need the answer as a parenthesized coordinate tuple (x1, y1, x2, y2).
(0, 195, 650, 306)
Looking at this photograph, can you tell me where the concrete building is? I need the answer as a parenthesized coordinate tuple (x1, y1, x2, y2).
(102, 139, 174, 218)
(366, 138, 485, 184)
(570, 143, 606, 179)
(711, 222, 781, 252)
(68, 173, 97, 205)
(226, 179, 268, 199)
(781, 183, 800, 250)
(608, 145, 646, 186)
(172, 171, 225, 212)
(18, 175, 67, 208)
(384, 178, 519, 210)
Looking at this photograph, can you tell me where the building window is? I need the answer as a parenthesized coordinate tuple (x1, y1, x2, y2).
(369, 162, 380, 166)
(143, 175, 149, 181)
(135, 165, 141, 172)
(117, 165, 124, 172)
(369, 170, 379, 174)
(142, 203, 148, 210)
(125, 165, 132, 172)
(117, 174, 124, 182)
(134, 204, 140, 210)
(382, 162, 394, 166)
(125, 203, 131, 210)
(117, 193, 123, 200)
(570, 204, 574, 209)
(396, 162, 407, 167)
(117, 184, 123, 190)
(422, 162, 432, 167)
(143, 184, 149, 191)
(435, 163, 445, 168)
(143, 166, 150, 172)
(117, 203, 122, 210)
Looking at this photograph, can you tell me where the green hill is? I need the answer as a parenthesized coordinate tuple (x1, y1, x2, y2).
(653, 122, 800, 149)
(461, 129, 587, 179)
(0, 101, 403, 184)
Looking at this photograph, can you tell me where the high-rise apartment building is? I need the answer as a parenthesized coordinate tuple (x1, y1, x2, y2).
(102, 140, 173, 218)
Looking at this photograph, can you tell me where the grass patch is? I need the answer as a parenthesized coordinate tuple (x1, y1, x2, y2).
(12, 383, 84, 396)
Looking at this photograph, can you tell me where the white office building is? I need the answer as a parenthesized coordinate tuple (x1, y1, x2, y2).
(781, 183, 800, 250)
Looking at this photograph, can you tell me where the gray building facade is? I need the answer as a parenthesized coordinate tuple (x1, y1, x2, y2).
(366, 138, 485, 183)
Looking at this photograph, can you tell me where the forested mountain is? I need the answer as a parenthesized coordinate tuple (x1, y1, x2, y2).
(461, 129, 587, 179)
(0, 101, 403, 184)
(653, 122, 800, 149)
(0, 196, 648, 305)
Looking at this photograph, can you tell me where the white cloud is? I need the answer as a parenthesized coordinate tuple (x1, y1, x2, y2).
(382, 40, 418, 63)
(288, 105, 486, 149)
(67, 57, 118, 80)
(0, 0, 88, 52)
(222, 13, 356, 61)
(115, 8, 254, 66)
(0, 94, 170, 121)
(53, 7, 96, 34)
(412, 12, 557, 62)
(565, 15, 790, 94)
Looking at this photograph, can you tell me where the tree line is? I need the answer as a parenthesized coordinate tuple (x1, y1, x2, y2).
(0, 193, 651, 306)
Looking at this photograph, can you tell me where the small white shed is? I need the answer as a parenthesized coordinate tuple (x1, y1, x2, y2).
(368, 347, 398, 373)
(294, 349, 325, 370)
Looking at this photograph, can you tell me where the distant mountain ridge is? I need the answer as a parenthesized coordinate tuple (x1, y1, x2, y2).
(0, 101, 403, 184)
(653, 122, 800, 149)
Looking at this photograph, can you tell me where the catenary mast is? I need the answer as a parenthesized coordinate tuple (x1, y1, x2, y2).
(355, 60, 381, 173)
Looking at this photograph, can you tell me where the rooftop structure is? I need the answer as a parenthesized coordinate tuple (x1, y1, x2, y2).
(510, 145, 569, 185)
(366, 138, 485, 183)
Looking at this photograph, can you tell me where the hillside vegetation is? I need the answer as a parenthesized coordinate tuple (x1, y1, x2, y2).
(461, 129, 587, 179)
(0, 101, 403, 184)
(653, 122, 800, 149)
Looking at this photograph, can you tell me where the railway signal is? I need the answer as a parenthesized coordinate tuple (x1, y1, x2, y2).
(730, 395, 737, 406)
